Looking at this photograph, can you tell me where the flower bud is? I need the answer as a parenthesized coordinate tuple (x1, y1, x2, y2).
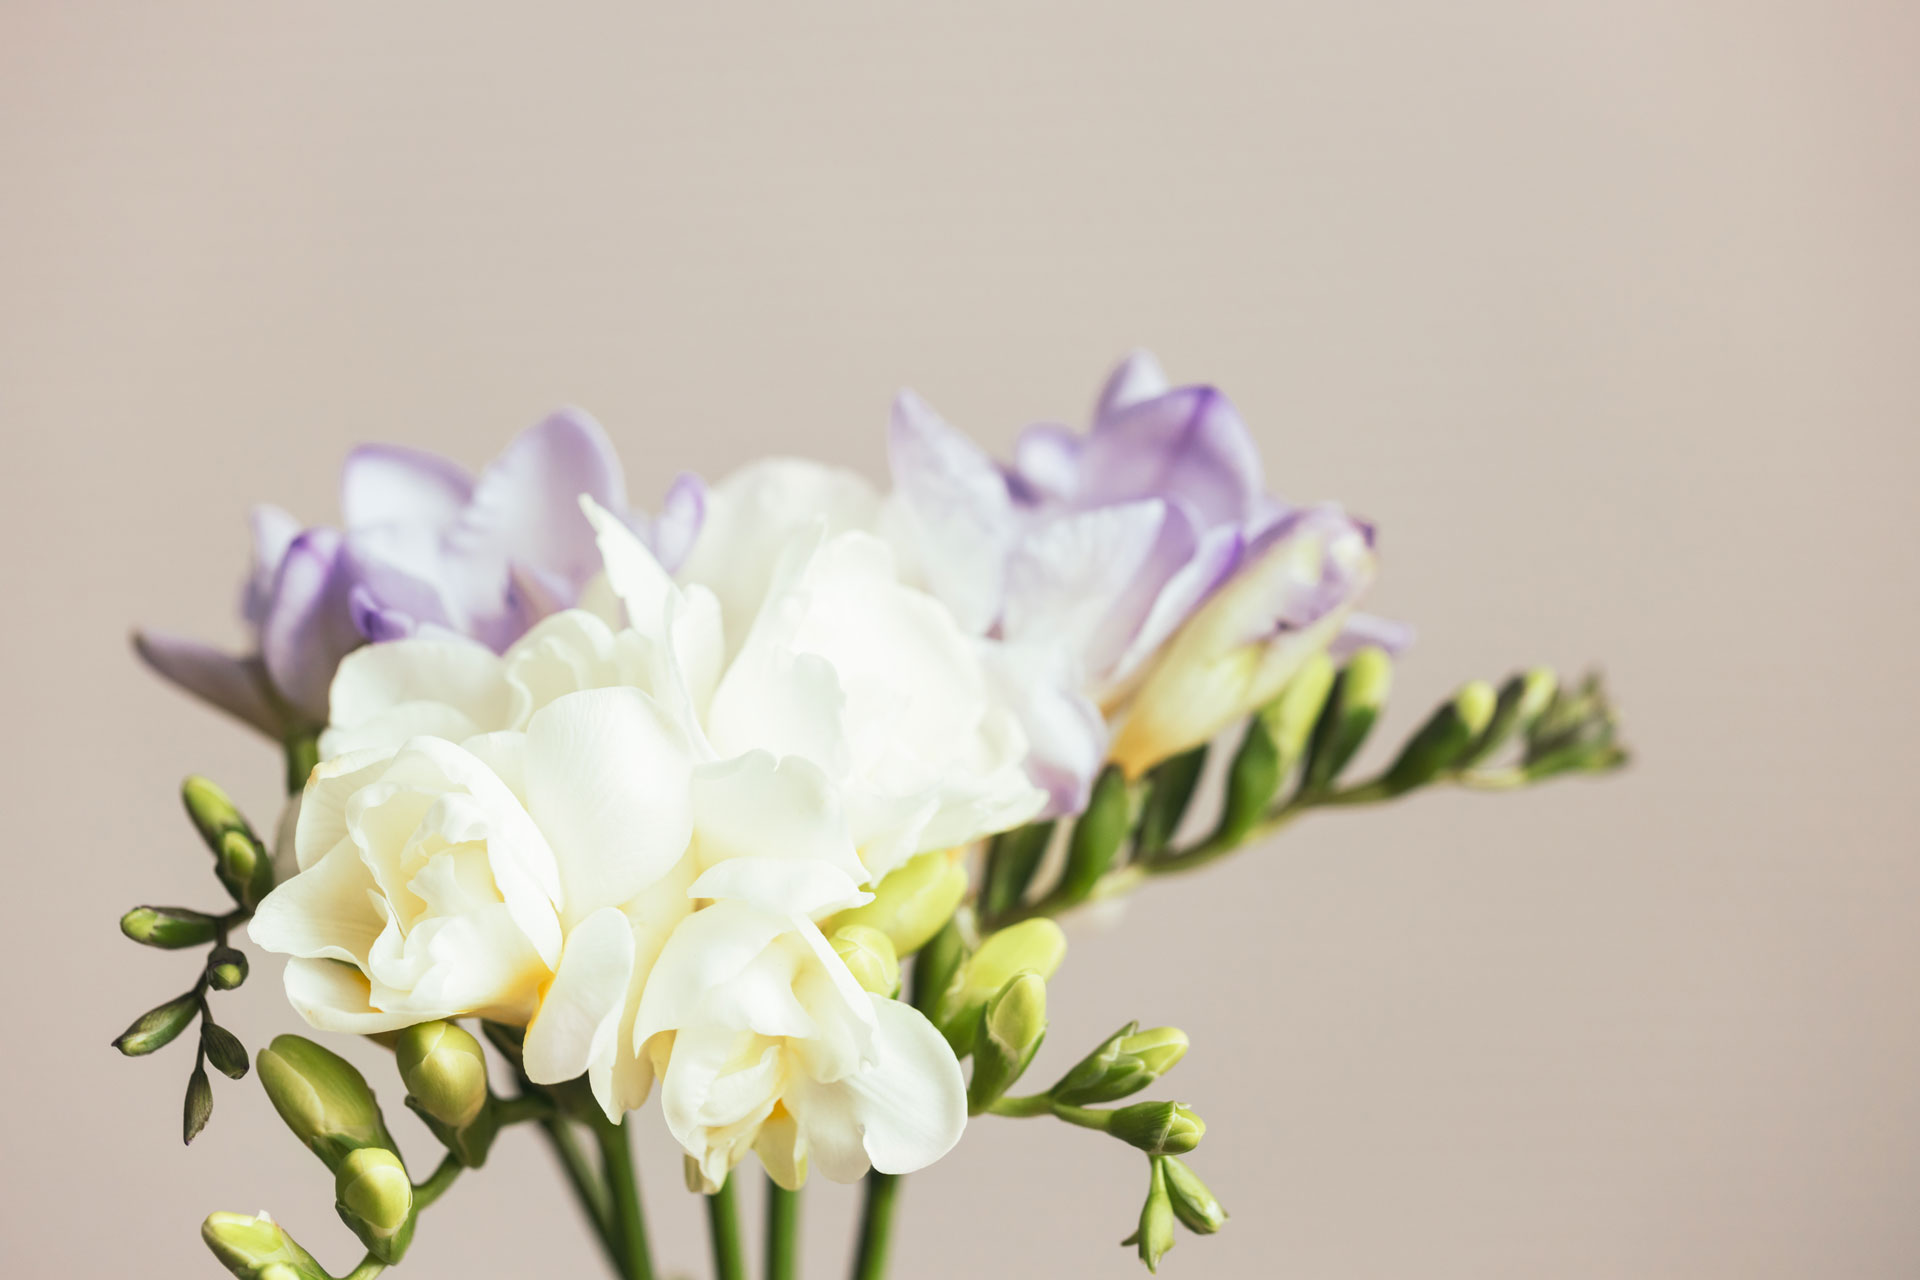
(397, 1021, 490, 1131)
(1112, 510, 1375, 777)
(1056, 765, 1131, 904)
(980, 820, 1057, 920)
(335, 1146, 414, 1262)
(1109, 1101, 1205, 1155)
(1301, 646, 1392, 793)
(1214, 715, 1281, 845)
(829, 847, 968, 955)
(934, 919, 1066, 1056)
(217, 827, 274, 909)
(182, 775, 252, 850)
(202, 1023, 250, 1080)
(1160, 1156, 1227, 1234)
(1121, 1159, 1178, 1273)
(120, 905, 218, 949)
(1379, 680, 1497, 795)
(967, 972, 1048, 1113)
(1259, 651, 1337, 769)
(256, 1034, 394, 1170)
(910, 916, 969, 1017)
(112, 992, 199, 1056)
(201, 1211, 327, 1280)
(1523, 672, 1627, 779)
(830, 925, 901, 998)
(206, 946, 249, 991)
(1052, 1024, 1188, 1106)
(1456, 667, 1556, 769)
(1133, 749, 1207, 859)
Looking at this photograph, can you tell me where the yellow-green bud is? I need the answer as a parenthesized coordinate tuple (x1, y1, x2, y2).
(182, 775, 250, 848)
(934, 919, 1066, 1056)
(398, 1021, 490, 1130)
(1053, 1024, 1189, 1105)
(967, 972, 1048, 1113)
(257, 1034, 393, 1169)
(1160, 1156, 1227, 1234)
(217, 828, 273, 908)
(202, 1211, 327, 1280)
(335, 1146, 414, 1261)
(1121, 1159, 1178, 1273)
(120, 905, 218, 949)
(830, 925, 901, 997)
(207, 946, 249, 991)
(1380, 679, 1497, 795)
(112, 992, 199, 1056)
(1302, 647, 1392, 792)
(1110, 1101, 1205, 1155)
(1260, 651, 1337, 767)
(829, 848, 968, 955)
(1214, 714, 1280, 845)
(1056, 765, 1131, 904)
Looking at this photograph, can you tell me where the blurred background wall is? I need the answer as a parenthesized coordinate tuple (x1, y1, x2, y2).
(3, 3, 1916, 1276)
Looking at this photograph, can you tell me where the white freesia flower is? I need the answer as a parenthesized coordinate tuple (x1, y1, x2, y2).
(252, 467, 1043, 1186)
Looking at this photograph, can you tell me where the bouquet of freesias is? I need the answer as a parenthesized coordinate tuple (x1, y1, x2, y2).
(118, 353, 1626, 1279)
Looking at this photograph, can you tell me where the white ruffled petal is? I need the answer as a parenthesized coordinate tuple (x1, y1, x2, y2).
(524, 906, 637, 1094)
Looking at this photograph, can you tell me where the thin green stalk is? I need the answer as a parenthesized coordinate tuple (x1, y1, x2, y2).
(705, 1176, 747, 1280)
(411, 1153, 464, 1211)
(850, 1172, 900, 1280)
(341, 1257, 385, 1280)
(985, 1093, 1054, 1118)
(541, 1117, 624, 1276)
(595, 1120, 656, 1280)
(766, 1180, 800, 1280)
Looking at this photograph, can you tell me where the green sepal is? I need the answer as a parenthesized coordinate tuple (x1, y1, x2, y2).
(1214, 714, 1281, 845)
(183, 1062, 214, 1144)
(113, 992, 199, 1056)
(1122, 1158, 1177, 1272)
(1302, 647, 1392, 793)
(1055, 765, 1131, 905)
(1378, 680, 1497, 795)
(980, 820, 1056, 921)
(966, 972, 1048, 1113)
(120, 905, 219, 949)
(1134, 748, 1207, 859)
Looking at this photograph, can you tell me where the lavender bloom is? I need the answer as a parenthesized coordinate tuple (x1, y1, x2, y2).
(887, 352, 1404, 812)
(136, 409, 701, 735)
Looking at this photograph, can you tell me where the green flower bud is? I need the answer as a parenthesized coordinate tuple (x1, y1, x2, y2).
(398, 1020, 490, 1130)
(1121, 1159, 1177, 1273)
(182, 775, 252, 850)
(335, 1146, 415, 1262)
(1161, 1156, 1227, 1234)
(1523, 672, 1628, 779)
(202, 1023, 250, 1080)
(1109, 1101, 1205, 1155)
(217, 828, 273, 909)
(1457, 667, 1557, 769)
(184, 1062, 213, 1144)
(207, 946, 249, 991)
(112, 992, 199, 1056)
(202, 1211, 328, 1280)
(830, 848, 968, 955)
(979, 819, 1057, 920)
(1380, 680, 1497, 795)
(120, 905, 218, 949)
(830, 925, 901, 998)
(967, 972, 1047, 1113)
(934, 919, 1067, 1056)
(1259, 651, 1337, 769)
(1056, 765, 1132, 904)
(1302, 647, 1393, 793)
(1133, 748, 1207, 859)
(1053, 1024, 1189, 1105)
(1214, 715, 1281, 845)
(910, 916, 969, 1017)
(256, 1034, 394, 1169)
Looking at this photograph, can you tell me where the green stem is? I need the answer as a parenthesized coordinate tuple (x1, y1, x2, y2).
(341, 1257, 385, 1280)
(411, 1153, 464, 1211)
(595, 1120, 655, 1280)
(1048, 1103, 1114, 1132)
(766, 1179, 800, 1280)
(705, 1176, 747, 1280)
(850, 1172, 900, 1280)
(495, 1093, 556, 1126)
(540, 1117, 624, 1276)
(985, 1093, 1054, 1118)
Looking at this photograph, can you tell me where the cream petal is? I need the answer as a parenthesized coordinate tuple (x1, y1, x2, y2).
(634, 901, 791, 1046)
(282, 957, 453, 1034)
(785, 997, 966, 1181)
(690, 752, 866, 884)
(524, 906, 636, 1092)
(323, 638, 510, 759)
(247, 842, 385, 965)
(293, 747, 398, 871)
(523, 689, 694, 926)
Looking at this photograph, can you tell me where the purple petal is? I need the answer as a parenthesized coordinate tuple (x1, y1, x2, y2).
(981, 643, 1109, 819)
(258, 527, 363, 723)
(650, 472, 708, 573)
(1079, 386, 1266, 526)
(242, 505, 302, 628)
(340, 444, 474, 533)
(1107, 519, 1244, 686)
(1236, 504, 1378, 646)
(1093, 349, 1171, 426)
(1333, 612, 1416, 657)
(887, 389, 1016, 635)
(451, 408, 628, 604)
(348, 584, 419, 644)
(133, 630, 283, 735)
(1001, 500, 1170, 667)
(1007, 423, 1082, 504)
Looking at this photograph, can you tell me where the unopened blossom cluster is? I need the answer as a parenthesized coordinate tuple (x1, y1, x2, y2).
(122, 353, 1623, 1279)
(137, 353, 1383, 1189)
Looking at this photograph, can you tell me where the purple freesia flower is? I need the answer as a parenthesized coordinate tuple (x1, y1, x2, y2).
(136, 409, 703, 736)
(887, 351, 1406, 812)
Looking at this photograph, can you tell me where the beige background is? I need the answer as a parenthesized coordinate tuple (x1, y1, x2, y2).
(4, 3, 1917, 1277)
